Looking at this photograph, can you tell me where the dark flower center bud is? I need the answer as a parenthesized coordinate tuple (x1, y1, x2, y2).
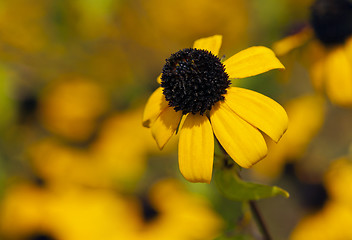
(161, 48, 230, 115)
(140, 196, 159, 222)
(27, 233, 56, 240)
(310, 0, 352, 46)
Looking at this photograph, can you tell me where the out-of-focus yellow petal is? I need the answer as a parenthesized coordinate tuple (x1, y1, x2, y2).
(291, 201, 352, 240)
(151, 106, 182, 149)
(142, 87, 169, 128)
(148, 179, 224, 239)
(210, 102, 267, 168)
(304, 40, 326, 91)
(193, 35, 222, 56)
(272, 27, 313, 56)
(225, 87, 288, 142)
(157, 73, 162, 84)
(39, 77, 108, 141)
(178, 114, 214, 183)
(324, 158, 352, 204)
(325, 46, 352, 107)
(345, 36, 352, 60)
(252, 94, 325, 179)
(310, 58, 325, 91)
(223, 46, 285, 79)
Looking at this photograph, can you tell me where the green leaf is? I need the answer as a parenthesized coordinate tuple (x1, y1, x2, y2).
(214, 166, 289, 201)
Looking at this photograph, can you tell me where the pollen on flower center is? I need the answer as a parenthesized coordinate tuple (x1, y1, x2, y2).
(161, 48, 230, 115)
(310, 0, 352, 45)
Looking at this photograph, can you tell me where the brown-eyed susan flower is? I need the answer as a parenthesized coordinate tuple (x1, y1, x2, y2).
(291, 157, 352, 240)
(143, 35, 288, 183)
(273, 0, 352, 107)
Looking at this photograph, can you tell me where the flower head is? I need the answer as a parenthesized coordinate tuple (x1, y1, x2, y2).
(143, 35, 288, 183)
(273, 0, 352, 107)
(161, 48, 230, 115)
(291, 157, 352, 240)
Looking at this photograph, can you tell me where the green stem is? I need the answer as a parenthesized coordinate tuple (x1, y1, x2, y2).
(249, 200, 272, 240)
(215, 137, 272, 239)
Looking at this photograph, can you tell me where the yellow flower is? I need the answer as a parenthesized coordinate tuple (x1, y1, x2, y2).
(30, 108, 168, 188)
(134, 179, 224, 240)
(0, 179, 223, 240)
(38, 76, 108, 142)
(324, 157, 352, 205)
(291, 157, 352, 240)
(273, 0, 352, 107)
(290, 201, 352, 240)
(0, 184, 139, 240)
(90, 108, 171, 185)
(143, 35, 288, 183)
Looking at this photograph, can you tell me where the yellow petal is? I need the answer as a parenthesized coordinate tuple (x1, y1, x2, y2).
(325, 46, 352, 106)
(252, 94, 326, 179)
(345, 37, 352, 61)
(272, 27, 313, 56)
(310, 58, 325, 92)
(157, 73, 162, 84)
(193, 35, 223, 56)
(210, 102, 267, 168)
(223, 46, 285, 79)
(178, 114, 214, 183)
(151, 106, 182, 149)
(142, 87, 169, 128)
(225, 87, 288, 142)
(306, 41, 327, 91)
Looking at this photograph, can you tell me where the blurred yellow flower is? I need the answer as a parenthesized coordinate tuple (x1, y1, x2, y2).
(273, 0, 352, 107)
(291, 157, 352, 240)
(143, 35, 288, 183)
(29, 139, 109, 188)
(252, 95, 326, 179)
(31, 108, 171, 188)
(324, 157, 352, 205)
(291, 201, 352, 240)
(39, 76, 108, 142)
(134, 179, 224, 240)
(0, 179, 223, 240)
(90, 108, 172, 185)
(0, 184, 139, 240)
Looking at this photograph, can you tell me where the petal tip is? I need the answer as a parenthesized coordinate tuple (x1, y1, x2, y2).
(274, 123, 288, 143)
(183, 175, 212, 184)
(152, 133, 167, 150)
(243, 151, 268, 168)
(277, 61, 286, 70)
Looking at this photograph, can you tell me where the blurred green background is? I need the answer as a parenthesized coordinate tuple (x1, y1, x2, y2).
(0, 0, 352, 239)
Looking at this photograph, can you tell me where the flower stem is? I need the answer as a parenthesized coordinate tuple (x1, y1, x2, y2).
(215, 137, 272, 239)
(249, 200, 272, 240)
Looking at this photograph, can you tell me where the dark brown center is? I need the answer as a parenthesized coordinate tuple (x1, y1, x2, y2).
(161, 48, 230, 115)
